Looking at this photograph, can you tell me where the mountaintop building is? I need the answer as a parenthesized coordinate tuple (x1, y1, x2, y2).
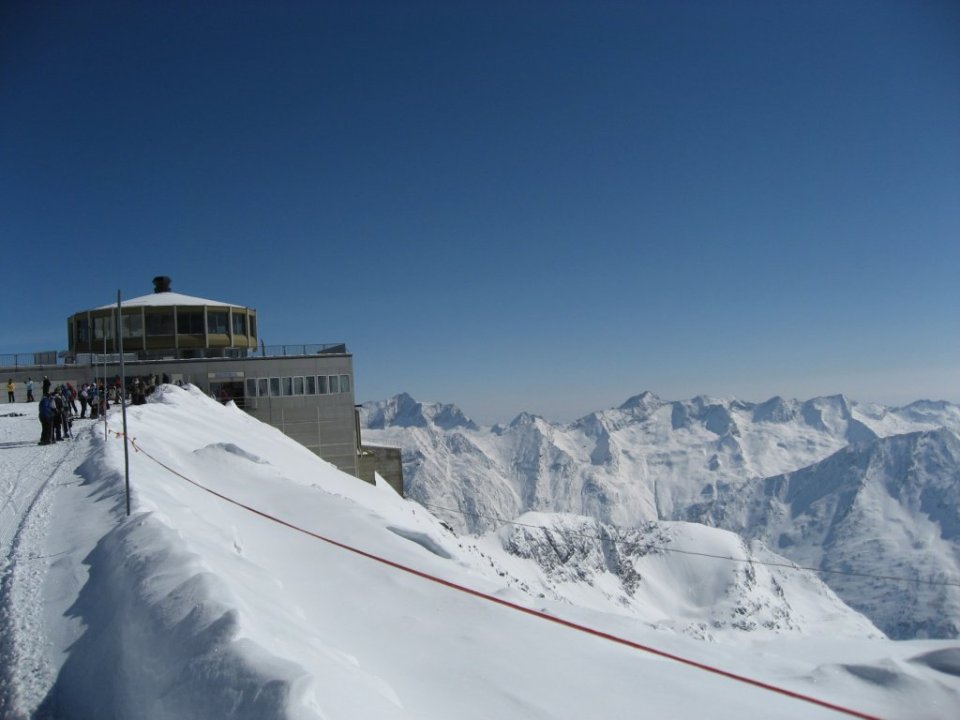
(67, 275, 261, 361)
(3, 277, 402, 494)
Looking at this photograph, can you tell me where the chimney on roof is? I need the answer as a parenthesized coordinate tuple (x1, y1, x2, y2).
(153, 276, 172, 293)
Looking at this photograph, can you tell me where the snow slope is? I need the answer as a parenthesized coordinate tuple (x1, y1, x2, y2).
(0, 390, 958, 718)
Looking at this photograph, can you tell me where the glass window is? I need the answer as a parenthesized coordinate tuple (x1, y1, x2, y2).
(121, 312, 143, 339)
(257, 378, 268, 397)
(249, 314, 257, 338)
(281, 377, 293, 396)
(329, 375, 340, 394)
(177, 310, 205, 334)
(77, 318, 90, 343)
(208, 311, 229, 334)
(317, 375, 328, 394)
(246, 378, 257, 397)
(293, 377, 304, 395)
(232, 312, 247, 336)
(305, 376, 316, 394)
(340, 374, 351, 393)
(93, 315, 113, 340)
(269, 378, 280, 397)
(146, 310, 174, 336)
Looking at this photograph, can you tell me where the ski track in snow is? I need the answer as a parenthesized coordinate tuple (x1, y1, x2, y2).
(0, 414, 85, 719)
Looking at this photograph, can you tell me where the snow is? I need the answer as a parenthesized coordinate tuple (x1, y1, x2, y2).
(362, 393, 960, 642)
(1, 390, 959, 718)
(92, 291, 238, 310)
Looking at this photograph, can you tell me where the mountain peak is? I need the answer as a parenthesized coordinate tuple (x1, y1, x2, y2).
(753, 396, 798, 423)
(508, 411, 544, 428)
(361, 393, 477, 431)
(618, 391, 663, 412)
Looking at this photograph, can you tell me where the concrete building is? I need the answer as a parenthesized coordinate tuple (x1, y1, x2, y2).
(4, 278, 402, 494)
(67, 276, 259, 361)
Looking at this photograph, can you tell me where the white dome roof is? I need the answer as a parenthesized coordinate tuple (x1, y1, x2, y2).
(94, 292, 240, 310)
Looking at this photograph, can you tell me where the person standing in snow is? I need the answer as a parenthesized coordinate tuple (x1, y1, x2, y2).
(38, 393, 54, 444)
(79, 383, 89, 418)
(6, 378, 14, 402)
(42, 376, 51, 396)
(52, 390, 64, 441)
(26, 377, 34, 402)
(59, 386, 73, 439)
(88, 383, 99, 420)
(66, 382, 78, 413)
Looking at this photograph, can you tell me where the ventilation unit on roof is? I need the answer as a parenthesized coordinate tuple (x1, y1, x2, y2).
(153, 276, 172, 293)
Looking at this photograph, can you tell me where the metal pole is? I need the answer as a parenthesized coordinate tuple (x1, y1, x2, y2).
(117, 290, 131, 516)
(103, 319, 108, 441)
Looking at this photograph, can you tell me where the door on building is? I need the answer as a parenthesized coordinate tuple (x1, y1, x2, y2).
(210, 380, 246, 408)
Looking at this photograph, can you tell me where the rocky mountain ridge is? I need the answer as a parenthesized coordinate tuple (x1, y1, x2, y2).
(360, 392, 960, 638)
(487, 512, 881, 640)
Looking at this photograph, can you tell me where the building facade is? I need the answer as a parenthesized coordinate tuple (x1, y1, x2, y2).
(66, 276, 259, 361)
(5, 278, 401, 493)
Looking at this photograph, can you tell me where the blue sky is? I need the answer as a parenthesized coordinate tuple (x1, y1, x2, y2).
(2, 1, 958, 423)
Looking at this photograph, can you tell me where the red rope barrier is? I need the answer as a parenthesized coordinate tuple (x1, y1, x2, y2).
(119, 431, 883, 720)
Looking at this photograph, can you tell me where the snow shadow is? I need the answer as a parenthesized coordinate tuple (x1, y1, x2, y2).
(72, 447, 131, 517)
(32, 515, 309, 720)
(0, 440, 38, 450)
(387, 526, 453, 559)
(193, 443, 269, 465)
(909, 647, 960, 677)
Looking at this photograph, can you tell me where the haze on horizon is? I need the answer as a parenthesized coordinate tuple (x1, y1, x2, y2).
(1, 1, 957, 425)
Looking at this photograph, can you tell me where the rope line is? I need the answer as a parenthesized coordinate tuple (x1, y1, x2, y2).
(110, 429, 881, 720)
(420, 501, 960, 589)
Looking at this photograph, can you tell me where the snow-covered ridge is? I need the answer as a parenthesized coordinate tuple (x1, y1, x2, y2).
(360, 392, 960, 640)
(491, 512, 881, 640)
(362, 391, 478, 431)
(3, 387, 960, 718)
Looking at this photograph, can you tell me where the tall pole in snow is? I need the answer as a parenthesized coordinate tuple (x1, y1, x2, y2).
(117, 290, 131, 516)
(102, 318, 108, 441)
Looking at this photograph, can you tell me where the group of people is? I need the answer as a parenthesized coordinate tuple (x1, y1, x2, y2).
(128, 373, 164, 405)
(10, 373, 169, 446)
(38, 381, 77, 445)
(36, 377, 113, 446)
(9, 373, 168, 405)
(6, 376, 36, 403)
(34, 374, 170, 445)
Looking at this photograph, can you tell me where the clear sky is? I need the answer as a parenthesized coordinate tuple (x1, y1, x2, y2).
(2, 1, 958, 424)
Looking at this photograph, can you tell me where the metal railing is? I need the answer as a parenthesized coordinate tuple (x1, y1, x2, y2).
(0, 351, 61, 369)
(248, 343, 347, 357)
(1, 343, 348, 370)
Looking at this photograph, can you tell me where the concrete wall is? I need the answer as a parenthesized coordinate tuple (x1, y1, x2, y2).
(358, 445, 404, 496)
(237, 355, 357, 475)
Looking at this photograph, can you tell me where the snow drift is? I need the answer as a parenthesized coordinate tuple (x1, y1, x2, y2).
(1, 386, 959, 718)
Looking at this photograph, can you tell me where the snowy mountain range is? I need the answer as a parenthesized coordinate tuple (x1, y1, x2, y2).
(360, 392, 960, 640)
(10, 386, 958, 718)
